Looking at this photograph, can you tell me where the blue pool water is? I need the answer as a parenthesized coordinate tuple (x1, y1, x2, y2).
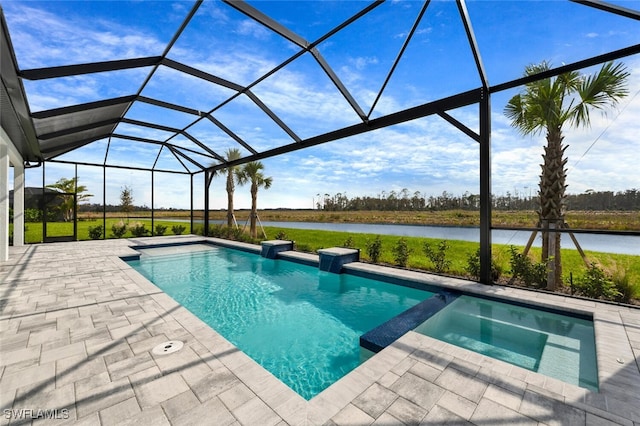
(414, 295, 598, 391)
(128, 243, 599, 397)
(127, 244, 433, 399)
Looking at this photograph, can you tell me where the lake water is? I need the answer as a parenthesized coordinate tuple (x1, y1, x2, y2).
(175, 219, 638, 255)
(259, 221, 639, 256)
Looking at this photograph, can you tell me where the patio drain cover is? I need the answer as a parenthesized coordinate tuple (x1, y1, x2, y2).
(152, 340, 184, 355)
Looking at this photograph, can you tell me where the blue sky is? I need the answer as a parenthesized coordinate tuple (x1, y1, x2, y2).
(4, 0, 640, 210)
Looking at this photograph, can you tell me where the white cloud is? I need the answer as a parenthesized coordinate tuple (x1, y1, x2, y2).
(350, 56, 379, 71)
(5, 5, 164, 68)
(236, 19, 272, 40)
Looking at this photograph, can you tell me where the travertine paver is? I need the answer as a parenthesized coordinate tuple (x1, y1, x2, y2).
(98, 397, 141, 426)
(386, 397, 428, 424)
(352, 383, 398, 418)
(1, 236, 639, 425)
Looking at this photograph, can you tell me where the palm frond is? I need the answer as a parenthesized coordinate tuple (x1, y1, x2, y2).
(524, 60, 552, 77)
(263, 177, 273, 190)
(505, 94, 540, 135)
(506, 60, 629, 133)
(570, 61, 630, 127)
(237, 161, 272, 189)
(225, 148, 242, 162)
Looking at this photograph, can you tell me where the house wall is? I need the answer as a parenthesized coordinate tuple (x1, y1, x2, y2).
(1, 126, 25, 261)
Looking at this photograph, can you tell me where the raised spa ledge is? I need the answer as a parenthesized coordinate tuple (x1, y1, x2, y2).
(318, 247, 360, 273)
(261, 240, 294, 259)
(360, 290, 459, 353)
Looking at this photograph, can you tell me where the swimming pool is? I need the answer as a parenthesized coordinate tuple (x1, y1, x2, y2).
(126, 241, 598, 398)
(127, 243, 433, 399)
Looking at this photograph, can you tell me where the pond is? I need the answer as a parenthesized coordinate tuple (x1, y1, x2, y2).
(258, 221, 639, 255)
(170, 218, 639, 255)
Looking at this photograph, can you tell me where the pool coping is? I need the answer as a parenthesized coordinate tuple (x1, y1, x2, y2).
(1, 235, 639, 425)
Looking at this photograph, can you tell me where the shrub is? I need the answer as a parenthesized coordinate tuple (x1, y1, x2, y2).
(295, 243, 312, 252)
(88, 225, 103, 240)
(155, 224, 168, 236)
(342, 236, 355, 248)
(466, 248, 502, 282)
(203, 224, 251, 241)
(274, 230, 289, 240)
(111, 221, 127, 238)
(365, 236, 383, 263)
(573, 263, 621, 300)
(423, 240, 451, 273)
(466, 249, 480, 278)
(392, 238, 411, 267)
(508, 246, 547, 288)
(227, 226, 245, 241)
(207, 224, 226, 238)
(172, 224, 186, 235)
(129, 222, 149, 237)
(25, 208, 42, 222)
(611, 268, 639, 303)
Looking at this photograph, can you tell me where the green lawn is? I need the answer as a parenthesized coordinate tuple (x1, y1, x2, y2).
(262, 226, 640, 286)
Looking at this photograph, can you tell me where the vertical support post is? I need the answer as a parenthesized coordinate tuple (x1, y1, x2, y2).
(190, 174, 194, 234)
(102, 165, 106, 239)
(13, 159, 25, 246)
(479, 87, 492, 284)
(42, 161, 46, 242)
(74, 164, 78, 240)
(151, 170, 155, 236)
(0, 142, 9, 261)
(204, 171, 211, 237)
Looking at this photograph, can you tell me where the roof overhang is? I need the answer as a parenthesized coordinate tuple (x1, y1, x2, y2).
(1, 10, 40, 163)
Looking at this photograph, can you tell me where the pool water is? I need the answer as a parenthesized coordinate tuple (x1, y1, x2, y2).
(414, 295, 598, 391)
(128, 244, 433, 399)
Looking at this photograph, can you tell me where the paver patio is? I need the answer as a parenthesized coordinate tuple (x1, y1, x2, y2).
(1, 236, 639, 425)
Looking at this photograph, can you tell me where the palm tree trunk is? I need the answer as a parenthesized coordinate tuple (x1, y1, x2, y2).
(226, 171, 234, 228)
(250, 184, 258, 238)
(539, 126, 567, 290)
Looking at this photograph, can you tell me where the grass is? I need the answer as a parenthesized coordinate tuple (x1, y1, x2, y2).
(78, 209, 640, 231)
(263, 226, 640, 286)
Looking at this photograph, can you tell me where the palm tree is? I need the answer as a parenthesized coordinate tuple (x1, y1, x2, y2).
(222, 148, 243, 228)
(236, 161, 272, 238)
(504, 61, 629, 290)
(46, 177, 92, 222)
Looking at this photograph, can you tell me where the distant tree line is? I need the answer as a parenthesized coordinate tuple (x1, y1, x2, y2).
(317, 188, 640, 212)
(79, 204, 152, 213)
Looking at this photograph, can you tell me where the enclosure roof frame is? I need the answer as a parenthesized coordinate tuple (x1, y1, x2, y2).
(2, 0, 639, 174)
